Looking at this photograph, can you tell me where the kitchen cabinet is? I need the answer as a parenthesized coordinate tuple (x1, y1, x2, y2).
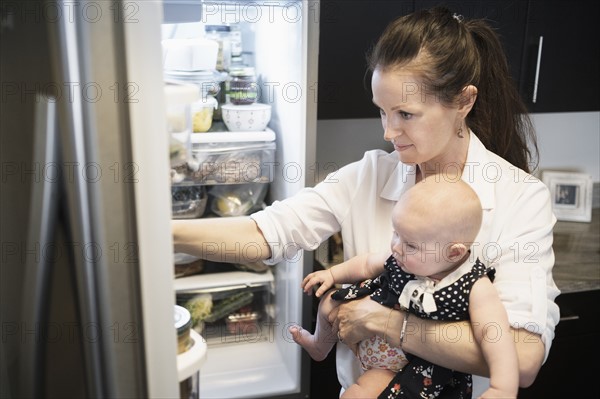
(519, 0, 600, 112)
(317, 0, 599, 119)
(518, 289, 600, 397)
(317, 0, 413, 119)
(414, 0, 529, 88)
(519, 208, 600, 396)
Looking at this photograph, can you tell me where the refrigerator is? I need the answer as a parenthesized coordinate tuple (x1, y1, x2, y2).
(0, 0, 319, 398)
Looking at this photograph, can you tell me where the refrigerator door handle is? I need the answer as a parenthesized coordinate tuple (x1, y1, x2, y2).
(19, 95, 60, 399)
(44, 1, 115, 396)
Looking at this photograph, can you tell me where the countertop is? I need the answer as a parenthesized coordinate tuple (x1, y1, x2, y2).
(552, 208, 600, 293)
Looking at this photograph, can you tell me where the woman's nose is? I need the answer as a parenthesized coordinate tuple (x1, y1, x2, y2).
(383, 119, 401, 142)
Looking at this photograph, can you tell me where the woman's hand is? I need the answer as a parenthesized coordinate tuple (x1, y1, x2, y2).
(328, 296, 389, 349)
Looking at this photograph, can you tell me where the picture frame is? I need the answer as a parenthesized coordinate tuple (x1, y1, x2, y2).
(542, 171, 593, 222)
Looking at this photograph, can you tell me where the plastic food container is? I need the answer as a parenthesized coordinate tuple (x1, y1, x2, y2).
(191, 96, 218, 133)
(171, 185, 208, 219)
(226, 310, 260, 334)
(174, 130, 276, 185)
(164, 69, 226, 100)
(165, 82, 200, 168)
(221, 103, 271, 132)
(162, 37, 219, 72)
(174, 305, 193, 354)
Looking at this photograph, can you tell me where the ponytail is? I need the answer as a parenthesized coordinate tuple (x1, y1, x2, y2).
(464, 20, 538, 172)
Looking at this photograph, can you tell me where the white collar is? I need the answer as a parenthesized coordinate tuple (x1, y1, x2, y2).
(380, 130, 496, 210)
(461, 131, 496, 210)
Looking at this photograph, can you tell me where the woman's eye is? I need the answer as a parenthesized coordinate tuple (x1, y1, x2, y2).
(379, 109, 386, 117)
(399, 111, 412, 120)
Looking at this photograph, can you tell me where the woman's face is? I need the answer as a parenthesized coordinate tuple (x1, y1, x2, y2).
(372, 67, 465, 169)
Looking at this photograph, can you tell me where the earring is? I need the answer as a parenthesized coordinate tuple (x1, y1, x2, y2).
(457, 127, 464, 138)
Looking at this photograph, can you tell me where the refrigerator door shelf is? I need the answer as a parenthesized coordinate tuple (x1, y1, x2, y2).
(177, 329, 207, 382)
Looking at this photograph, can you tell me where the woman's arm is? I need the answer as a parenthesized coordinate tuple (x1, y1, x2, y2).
(331, 296, 545, 387)
(172, 217, 271, 263)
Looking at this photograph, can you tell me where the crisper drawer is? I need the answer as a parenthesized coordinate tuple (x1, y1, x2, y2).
(173, 130, 276, 185)
(175, 269, 275, 347)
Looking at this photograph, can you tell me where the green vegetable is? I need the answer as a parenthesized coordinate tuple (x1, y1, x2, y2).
(185, 294, 213, 327)
(204, 291, 254, 323)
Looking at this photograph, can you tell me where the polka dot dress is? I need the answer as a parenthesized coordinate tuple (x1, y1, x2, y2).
(332, 255, 495, 399)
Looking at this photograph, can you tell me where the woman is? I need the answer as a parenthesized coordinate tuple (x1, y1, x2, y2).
(173, 7, 560, 396)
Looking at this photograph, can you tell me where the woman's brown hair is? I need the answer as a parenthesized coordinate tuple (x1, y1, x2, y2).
(367, 6, 538, 172)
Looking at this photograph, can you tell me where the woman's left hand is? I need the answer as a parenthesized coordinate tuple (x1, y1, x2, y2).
(328, 296, 389, 348)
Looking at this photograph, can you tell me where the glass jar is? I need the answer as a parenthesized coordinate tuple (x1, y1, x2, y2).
(229, 67, 258, 105)
(174, 305, 193, 354)
(204, 25, 231, 72)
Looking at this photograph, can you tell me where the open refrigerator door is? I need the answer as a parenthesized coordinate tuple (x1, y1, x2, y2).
(164, 1, 319, 398)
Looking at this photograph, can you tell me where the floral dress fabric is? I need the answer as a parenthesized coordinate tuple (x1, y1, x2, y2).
(331, 255, 494, 399)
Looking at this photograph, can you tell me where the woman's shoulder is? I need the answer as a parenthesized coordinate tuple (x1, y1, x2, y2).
(467, 133, 547, 189)
(339, 149, 402, 178)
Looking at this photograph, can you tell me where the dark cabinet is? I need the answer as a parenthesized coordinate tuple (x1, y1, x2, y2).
(518, 289, 600, 398)
(414, 0, 529, 90)
(317, 0, 599, 119)
(519, 0, 600, 112)
(317, 0, 413, 119)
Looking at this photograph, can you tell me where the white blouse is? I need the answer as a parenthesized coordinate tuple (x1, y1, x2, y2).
(251, 131, 560, 395)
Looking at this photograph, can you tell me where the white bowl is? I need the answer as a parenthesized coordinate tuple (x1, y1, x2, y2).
(221, 103, 272, 132)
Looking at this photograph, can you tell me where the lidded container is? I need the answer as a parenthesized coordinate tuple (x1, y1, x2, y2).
(175, 305, 207, 399)
(174, 305, 193, 354)
(191, 96, 218, 133)
(162, 37, 219, 72)
(165, 82, 200, 168)
(228, 66, 258, 105)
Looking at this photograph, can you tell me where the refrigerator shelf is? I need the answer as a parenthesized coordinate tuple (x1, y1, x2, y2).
(174, 269, 274, 293)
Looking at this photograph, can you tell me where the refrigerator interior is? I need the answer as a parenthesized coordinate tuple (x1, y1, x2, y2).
(0, 1, 318, 398)
(167, 1, 318, 398)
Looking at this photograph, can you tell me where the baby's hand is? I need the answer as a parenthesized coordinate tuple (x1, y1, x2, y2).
(478, 387, 516, 399)
(301, 269, 334, 297)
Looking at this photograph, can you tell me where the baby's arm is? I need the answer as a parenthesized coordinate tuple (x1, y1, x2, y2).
(302, 252, 388, 297)
(469, 276, 519, 398)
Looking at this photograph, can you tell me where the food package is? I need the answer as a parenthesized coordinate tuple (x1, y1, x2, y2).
(209, 183, 268, 217)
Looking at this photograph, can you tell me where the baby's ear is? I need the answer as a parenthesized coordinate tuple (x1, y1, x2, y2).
(447, 243, 468, 262)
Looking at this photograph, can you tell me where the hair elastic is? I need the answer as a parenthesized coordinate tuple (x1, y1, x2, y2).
(453, 13, 464, 23)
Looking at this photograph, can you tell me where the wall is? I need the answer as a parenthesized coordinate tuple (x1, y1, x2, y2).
(316, 112, 600, 182)
(532, 112, 600, 181)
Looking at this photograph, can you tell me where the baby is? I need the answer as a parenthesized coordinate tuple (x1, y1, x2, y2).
(290, 176, 518, 399)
